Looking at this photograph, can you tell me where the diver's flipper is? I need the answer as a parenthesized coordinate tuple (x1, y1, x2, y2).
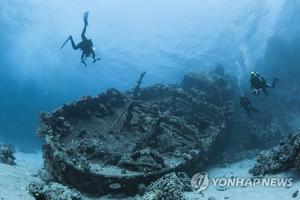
(61, 37, 71, 49)
(84, 11, 89, 26)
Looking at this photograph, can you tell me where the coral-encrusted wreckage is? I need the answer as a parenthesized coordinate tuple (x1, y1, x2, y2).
(250, 131, 300, 176)
(0, 144, 16, 165)
(29, 71, 239, 199)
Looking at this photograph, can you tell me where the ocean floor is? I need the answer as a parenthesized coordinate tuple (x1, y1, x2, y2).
(0, 151, 42, 200)
(185, 159, 300, 200)
(1, 153, 300, 200)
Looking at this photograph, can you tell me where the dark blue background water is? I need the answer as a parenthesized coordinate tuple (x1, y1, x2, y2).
(0, 0, 299, 151)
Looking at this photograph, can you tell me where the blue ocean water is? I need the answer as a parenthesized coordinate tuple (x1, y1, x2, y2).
(0, 0, 299, 151)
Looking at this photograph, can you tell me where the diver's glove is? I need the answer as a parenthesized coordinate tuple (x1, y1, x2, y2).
(93, 58, 101, 63)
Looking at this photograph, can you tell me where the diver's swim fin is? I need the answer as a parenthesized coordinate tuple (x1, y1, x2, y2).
(61, 37, 71, 49)
(84, 11, 89, 26)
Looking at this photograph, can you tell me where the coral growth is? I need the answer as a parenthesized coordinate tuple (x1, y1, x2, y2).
(35, 71, 237, 197)
(0, 144, 16, 165)
(28, 181, 83, 200)
(250, 131, 300, 176)
(142, 172, 191, 200)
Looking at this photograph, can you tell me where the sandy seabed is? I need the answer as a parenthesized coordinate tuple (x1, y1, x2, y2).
(0, 152, 42, 200)
(185, 159, 300, 200)
(0, 152, 299, 200)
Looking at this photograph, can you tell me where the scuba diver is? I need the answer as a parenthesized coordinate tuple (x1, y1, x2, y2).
(249, 71, 279, 96)
(214, 64, 225, 77)
(61, 12, 100, 67)
(240, 93, 259, 118)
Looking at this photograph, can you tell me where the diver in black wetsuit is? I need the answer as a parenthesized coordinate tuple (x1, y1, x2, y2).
(61, 12, 100, 67)
(214, 64, 225, 77)
(240, 93, 259, 118)
(250, 71, 279, 96)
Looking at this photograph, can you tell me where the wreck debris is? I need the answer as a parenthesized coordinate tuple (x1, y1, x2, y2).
(0, 144, 16, 165)
(109, 72, 147, 133)
(36, 71, 237, 197)
(108, 110, 126, 133)
(133, 71, 146, 99)
(117, 148, 166, 172)
(292, 190, 299, 198)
